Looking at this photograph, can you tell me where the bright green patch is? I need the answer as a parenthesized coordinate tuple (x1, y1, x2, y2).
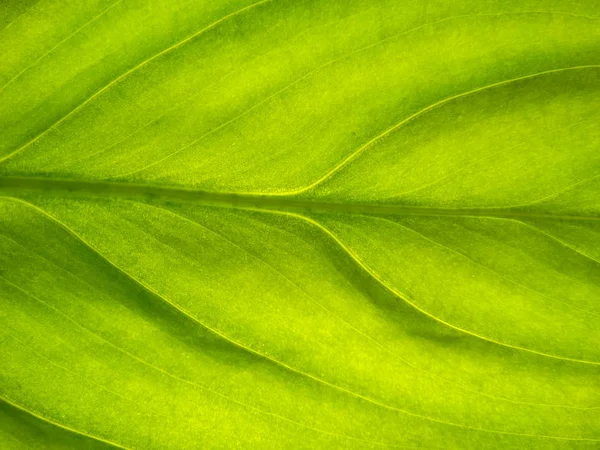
(1, 1, 599, 448)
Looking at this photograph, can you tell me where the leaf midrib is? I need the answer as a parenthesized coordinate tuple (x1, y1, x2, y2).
(0, 176, 596, 221)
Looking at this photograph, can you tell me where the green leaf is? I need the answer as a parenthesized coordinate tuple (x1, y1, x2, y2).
(1, 1, 599, 448)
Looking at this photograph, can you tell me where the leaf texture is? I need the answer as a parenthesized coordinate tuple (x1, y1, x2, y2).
(0, 0, 599, 448)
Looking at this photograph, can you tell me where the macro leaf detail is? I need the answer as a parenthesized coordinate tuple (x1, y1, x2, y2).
(1, 0, 599, 448)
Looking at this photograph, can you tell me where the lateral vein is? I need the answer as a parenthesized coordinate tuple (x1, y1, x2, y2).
(3, 196, 598, 439)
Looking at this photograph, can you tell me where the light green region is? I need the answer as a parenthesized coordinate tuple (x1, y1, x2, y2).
(0, 0, 599, 448)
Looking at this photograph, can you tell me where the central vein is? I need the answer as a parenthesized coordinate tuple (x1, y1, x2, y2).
(0, 176, 596, 221)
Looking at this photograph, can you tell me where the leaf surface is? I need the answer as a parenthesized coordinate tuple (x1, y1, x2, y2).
(1, 1, 599, 448)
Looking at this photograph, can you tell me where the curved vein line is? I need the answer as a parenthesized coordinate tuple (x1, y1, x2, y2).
(0, 198, 414, 424)
(71, 1, 373, 167)
(500, 172, 600, 210)
(2, 9, 588, 169)
(134, 201, 430, 370)
(2, 277, 407, 448)
(137, 202, 522, 406)
(142, 202, 392, 337)
(257, 208, 600, 366)
(3, 196, 598, 440)
(0, 331, 159, 417)
(0, 0, 43, 34)
(0, 0, 124, 93)
(0, 396, 129, 449)
(0, 295, 150, 413)
(516, 220, 600, 266)
(144, 201, 599, 410)
(390, 116, 598, 200)
(0, 0, 272, 165)
(236, 216, 600, 411)
(205, 117, 332, 182)
(113, 13, 600, 178)
(114, 68, 334, 177)
(266, 65, 600, 196)
(371, 215, 600, 318)
(0, 229, 127, 309)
